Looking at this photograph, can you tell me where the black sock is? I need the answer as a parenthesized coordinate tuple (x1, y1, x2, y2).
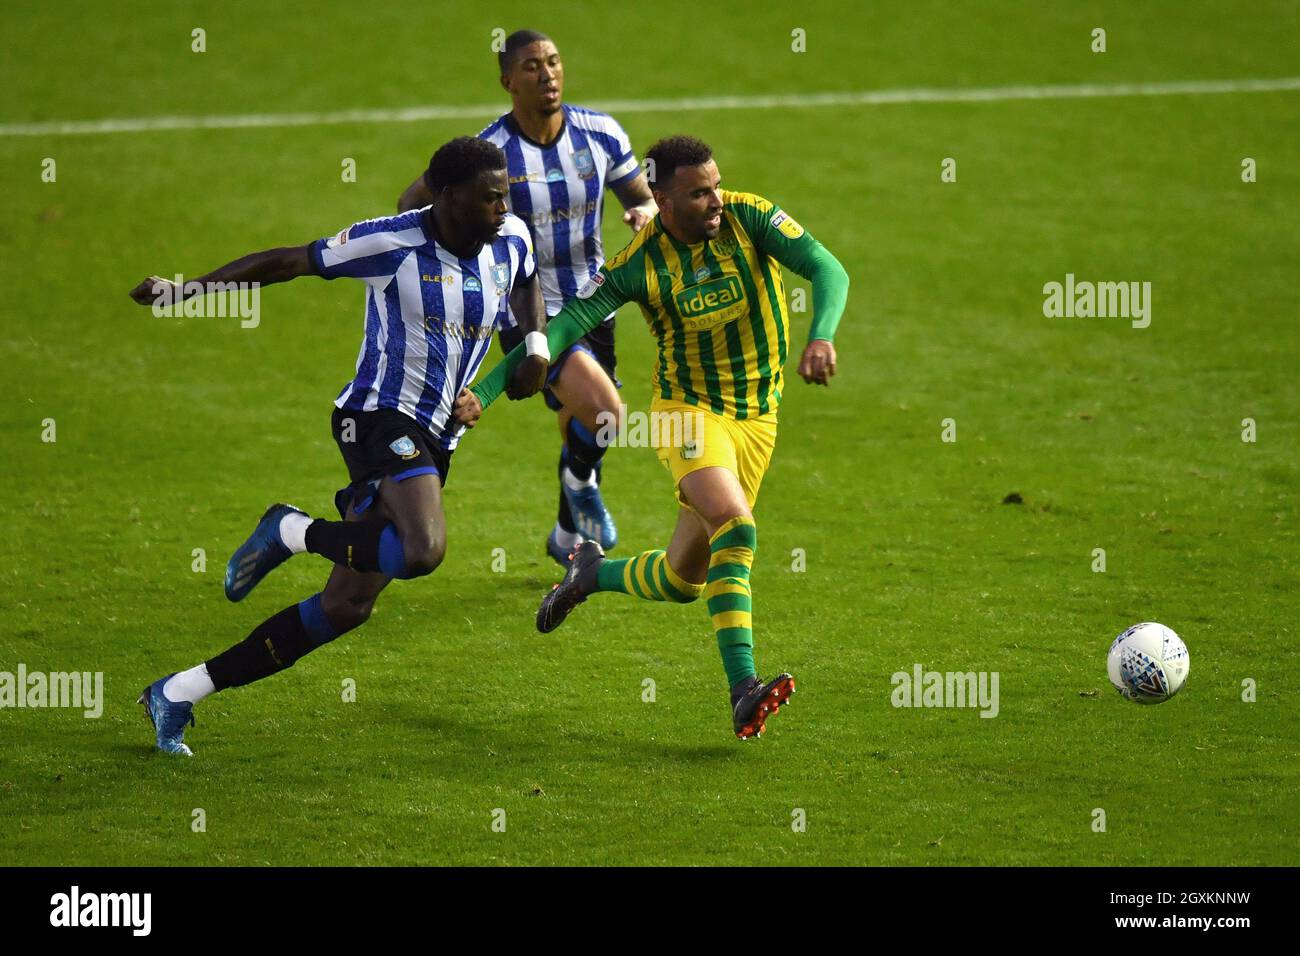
(565, 417, 606, 481)
(206, 594, 358, 691)
(556, 449, 577, 532)
(305, 519, 386, 573)
(206, 604, 313, 690)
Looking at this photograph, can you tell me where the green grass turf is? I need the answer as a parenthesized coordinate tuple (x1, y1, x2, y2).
(0, 0, 1297, 865)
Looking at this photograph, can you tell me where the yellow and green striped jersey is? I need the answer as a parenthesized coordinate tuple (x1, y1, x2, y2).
(472, 190, 849, 418)
(586, 191, 819, 419)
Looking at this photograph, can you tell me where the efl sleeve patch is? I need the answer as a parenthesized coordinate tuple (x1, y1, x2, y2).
(576, 271, 606, 299)
(769, 210, 805, 240)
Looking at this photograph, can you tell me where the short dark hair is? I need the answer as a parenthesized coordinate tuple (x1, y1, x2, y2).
(424, 137, 507, 193)
(644, 135, 713, 189)
(498, 29, 553, 74)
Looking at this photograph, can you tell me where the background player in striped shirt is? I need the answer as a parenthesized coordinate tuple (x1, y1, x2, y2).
(127, 138, 548, 755)
(398, 29, 657, 565)
(466, 136, 850, 740)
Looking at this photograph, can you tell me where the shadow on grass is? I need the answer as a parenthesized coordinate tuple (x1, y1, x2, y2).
(389, 709, 743, 775)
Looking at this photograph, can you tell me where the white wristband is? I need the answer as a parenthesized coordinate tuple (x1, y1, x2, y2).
(524, 331, 551, 361)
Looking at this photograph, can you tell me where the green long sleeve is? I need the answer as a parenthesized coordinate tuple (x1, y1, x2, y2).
(733, 199, 850, 343)
(800, 242, 850, 342)
(471, 272, 629, 408)
(763, 230, 850, 343)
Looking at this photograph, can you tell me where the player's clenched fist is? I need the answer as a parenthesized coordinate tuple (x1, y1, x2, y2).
(452, 389, 483, 428)
(506, 353, 549, 401)
(128, 276, 178, 306)
(798, 339, 837, 386)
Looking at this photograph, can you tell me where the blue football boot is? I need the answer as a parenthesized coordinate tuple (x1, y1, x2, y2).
(137, 674, 196, 756)
(224, 503, 305, 602)
(563, 482, 617, 550)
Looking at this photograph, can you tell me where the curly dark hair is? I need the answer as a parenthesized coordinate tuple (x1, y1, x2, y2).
(424, 137, 507, 193)
(644, 135, 713, 188)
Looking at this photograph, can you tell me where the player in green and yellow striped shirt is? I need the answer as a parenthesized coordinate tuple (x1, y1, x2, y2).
(464, 135, 850, 739)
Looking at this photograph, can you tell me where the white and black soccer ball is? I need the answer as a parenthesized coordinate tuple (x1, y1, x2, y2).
(1107, 622, 1190, 704)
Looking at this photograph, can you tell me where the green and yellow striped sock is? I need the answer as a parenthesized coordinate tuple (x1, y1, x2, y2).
(595, 549, 704, 603)
(706, 516, 758, 687)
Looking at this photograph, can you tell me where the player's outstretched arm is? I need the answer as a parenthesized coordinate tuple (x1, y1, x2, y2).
(453, 259, 553, 427)
(506, 271, 550, 400)
(750, 206, 850, 386)
(613, 172, 657, 232)
(471, 272, 629, 410)
(789, 238, 848, 385)
(128, 245, 315, 307)
(397, 172, 434, 213)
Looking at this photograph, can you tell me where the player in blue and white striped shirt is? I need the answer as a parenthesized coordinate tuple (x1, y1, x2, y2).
(399, 29, 657, 566)
(128, 138, 550, 756)
(325, 195, 535, 453)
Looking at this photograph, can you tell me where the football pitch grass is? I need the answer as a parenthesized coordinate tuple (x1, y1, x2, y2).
(1, 0, 1296, 866)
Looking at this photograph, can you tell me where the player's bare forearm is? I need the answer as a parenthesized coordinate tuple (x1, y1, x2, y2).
(613, 172, 657, 231)
(509, 272, 547, 337)
(397, 173, 434, 213)
(197, 245, 314, 287)
(613, 172, 653, 208)
(128, 245, 314, 305)
(506, 273, 549, 399)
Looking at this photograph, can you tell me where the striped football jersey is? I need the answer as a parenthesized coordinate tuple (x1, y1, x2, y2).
(478, 104, 641, 320)
(539, 191, 821, 419)
(310, 209, 535, 449)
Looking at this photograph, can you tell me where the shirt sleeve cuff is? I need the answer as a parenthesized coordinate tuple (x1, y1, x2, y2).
(308, 239, 332, 279)
(607, 154, 641, 187)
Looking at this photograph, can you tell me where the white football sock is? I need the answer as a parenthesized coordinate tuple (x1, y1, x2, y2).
(163, 663, 216, 705)
(552, 525, 583, 551)
(279, 512, 312, 553)
(562, 466, 598, 491)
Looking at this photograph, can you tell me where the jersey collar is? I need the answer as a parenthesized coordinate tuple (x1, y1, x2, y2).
(421, 207, 486, 260)
(503, 107, 568, 150)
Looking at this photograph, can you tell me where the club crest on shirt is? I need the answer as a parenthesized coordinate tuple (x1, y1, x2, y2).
(572, 148, 596, 180)
(545, 167, 566, 183)
(490, 262, 510, 294)
(769, 210, 805, 240)
(710, 234, 737, 258)
(576, 272, 605, 299)
(389, 436, 419, 460)
(463, 276, 482, 293)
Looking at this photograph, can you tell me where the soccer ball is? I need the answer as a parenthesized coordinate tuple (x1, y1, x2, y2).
(1107, 622, 1190, 704)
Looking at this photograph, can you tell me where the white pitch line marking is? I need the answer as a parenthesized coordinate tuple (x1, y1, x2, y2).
(2, 76, 1298, 138)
